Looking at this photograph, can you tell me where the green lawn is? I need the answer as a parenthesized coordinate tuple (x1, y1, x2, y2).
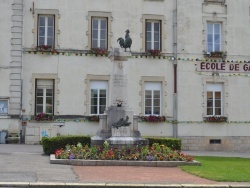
(180, 156, 250, 182)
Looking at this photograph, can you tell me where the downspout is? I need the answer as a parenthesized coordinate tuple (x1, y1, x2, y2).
(173, 0, 178, 138)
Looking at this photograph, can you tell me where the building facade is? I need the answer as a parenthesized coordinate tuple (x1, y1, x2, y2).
(1, 0, 250, 151)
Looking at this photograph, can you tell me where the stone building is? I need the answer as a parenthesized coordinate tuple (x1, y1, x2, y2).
(1, 0, 250, 151)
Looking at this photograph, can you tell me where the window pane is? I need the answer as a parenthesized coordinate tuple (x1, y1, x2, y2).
(214, 34, 220, 43)
(146, 33, 151, 43)
(207, 34, 213, 43)
(92, 39, 98, 48)
(47, 27, 54, 37)
(0, 101, 8, 114)
(214, 24, 220, 34)
(154, 99, 160, 106)
(215, 92, 221, 99)
(100, 30, 106, 39)
(46, 106, 53, 114)
(100, 40, 106, 49)
(39, 27, 45, 37)
(46, 89, 53, 96)
(146, 22, 151, 31)
(39, 16, 45, 26)
(36, 105, 43, 114)
(46, 97, 53, 105)
(101, 20, 106, 29)
(100, 89, 106, 97)
(207, 43, 213, 53)
(214, 44, 220, 51)
(145, 90, 152, 98)
(48, 16, 54, 26)
(145, 99, 152, 106)
(91, 106, 97, 114)
(91, 98, 98, 105)
(91, 89, 98, 98)
(154, 32, 159, 41)
(37, 89, 43, 96)
(36, 97, 43, 105)
(92, 19, 98, 29)
(154, 91, 160, 98)
(215, 100, 221, 107)
(154, 42, 160, 50)
(99, 105, 106, 114)
(207, 92, 213, 99)
(99, 98, 106, 105)
(215, 108, 221, 115)
(153, 107, 160, 115)
(207, 108, 213, 115)
(145, 107, 151, 115)
(154, 23, 159, 32)
(92, 30, 98, 39)
(207, 99, 213, 108)
(207, 23, 213, 33)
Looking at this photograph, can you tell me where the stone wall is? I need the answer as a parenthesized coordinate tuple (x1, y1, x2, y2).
(181, 136, 250, 152)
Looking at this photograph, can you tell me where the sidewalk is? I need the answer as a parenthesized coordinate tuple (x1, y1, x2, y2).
(0, 144, 249, 187)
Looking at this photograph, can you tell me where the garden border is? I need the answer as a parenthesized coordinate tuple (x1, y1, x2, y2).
(50, 154, 201, 167)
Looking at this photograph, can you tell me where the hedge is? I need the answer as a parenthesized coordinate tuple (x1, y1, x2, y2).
(145, 137, 181, 151)
(41, 136, 181, 155)
(41, 135, 91, 155)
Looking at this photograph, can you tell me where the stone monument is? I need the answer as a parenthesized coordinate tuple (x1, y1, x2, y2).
(91, 47, 148, 148)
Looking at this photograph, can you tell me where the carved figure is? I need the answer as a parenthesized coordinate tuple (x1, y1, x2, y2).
(112, 116, 131, 129)
(117, 29, 132, 52)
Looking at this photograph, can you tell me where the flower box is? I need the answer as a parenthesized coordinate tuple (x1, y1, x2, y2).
(89, 48, 107, 56)
(139, 115, 166, 123)
(145, 50, 161, 57)
(204, 116, 227, 123)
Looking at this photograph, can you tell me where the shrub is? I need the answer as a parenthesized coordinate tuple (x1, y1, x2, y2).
(42, 135, 91, 155)
(145, 137, 181, 151)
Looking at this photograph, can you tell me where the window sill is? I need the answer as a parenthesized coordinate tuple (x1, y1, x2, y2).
(0, 115, 10, 119)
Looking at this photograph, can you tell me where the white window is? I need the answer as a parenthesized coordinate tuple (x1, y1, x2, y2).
(90, 81, 108, 115)
(146, 20, 161, 51)
(207, 83, 223, 116)
(92, 18, 107, 49)
(38, 15, 54, 47)
(145, 82, 161, 115)
(36, 80, 54, 115)
(207, 23, 221, 53)
(0, 100, 8, 115)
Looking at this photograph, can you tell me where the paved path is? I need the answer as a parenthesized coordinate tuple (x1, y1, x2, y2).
(0, 144, 250, 187)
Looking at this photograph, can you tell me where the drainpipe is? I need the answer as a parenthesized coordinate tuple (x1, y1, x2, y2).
(173, 0, 178, 138)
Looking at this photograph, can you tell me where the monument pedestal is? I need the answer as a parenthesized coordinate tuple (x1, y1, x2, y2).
(91, 48, 148, 148)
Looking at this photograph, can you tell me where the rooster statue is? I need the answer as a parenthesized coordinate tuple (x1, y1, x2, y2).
(117, 29, 132, 52)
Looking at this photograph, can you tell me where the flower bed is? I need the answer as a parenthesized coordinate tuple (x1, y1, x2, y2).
(54, 141, 194, 162)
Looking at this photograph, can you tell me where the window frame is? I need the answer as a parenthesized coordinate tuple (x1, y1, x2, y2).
(90, 81, 108, 115)
(85, 75, 110, 115)
(146, 20, 161, 51)
(207, 22, 221, 53)
(31, 74, 59, 116)
(206, 83, 223, 116)
(0, 99, 9, 116)
(87, 12, 112, 51)
(202, 77, 228, 119)
(144, 82, 161, 115)
(141, 14, 165, 53)
(202, 16, 227, 54)
(35, 79, 54, 115)
(91, 17, 107, 49)
(37, 14, 55, 47)
(140, 76, 166, 116)
(33, 9, 60, 49)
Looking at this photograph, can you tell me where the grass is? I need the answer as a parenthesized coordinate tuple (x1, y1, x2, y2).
(180, 156, 250, 182)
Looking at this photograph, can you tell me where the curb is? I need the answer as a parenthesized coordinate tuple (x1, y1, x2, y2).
(50, 155, 201, 167)
(0, 182, 250, 188)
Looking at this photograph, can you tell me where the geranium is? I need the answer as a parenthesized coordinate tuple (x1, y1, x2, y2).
(89, 48, 107, 56)
(35, 113, 53, 121)
(139, 115, 166, 123)
(146, 49, 161, 57)
(204, 116, 227, 123)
